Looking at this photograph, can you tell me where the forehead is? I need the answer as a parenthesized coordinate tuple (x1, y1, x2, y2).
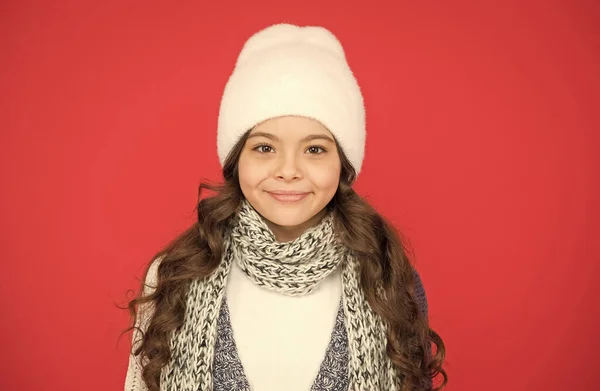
(251, 115, 332, 137)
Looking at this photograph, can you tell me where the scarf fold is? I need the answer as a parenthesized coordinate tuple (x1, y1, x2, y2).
(231, 200, 344, 296)
(159, 199, 400, 390)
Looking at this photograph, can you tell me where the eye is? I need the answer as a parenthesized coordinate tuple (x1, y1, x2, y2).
(252, 144, 274, 153)
(306, 146, 326, 154)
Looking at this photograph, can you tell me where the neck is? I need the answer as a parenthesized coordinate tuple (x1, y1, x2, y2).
(265, 207, 329, 242)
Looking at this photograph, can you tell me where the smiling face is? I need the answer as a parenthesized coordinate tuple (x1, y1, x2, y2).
(237, 115, 341, 242)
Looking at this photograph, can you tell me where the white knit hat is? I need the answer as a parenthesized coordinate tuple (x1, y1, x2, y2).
(217, 23, 366, 175)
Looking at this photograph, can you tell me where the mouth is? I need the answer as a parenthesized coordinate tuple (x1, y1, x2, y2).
(266, 191, 311, 203)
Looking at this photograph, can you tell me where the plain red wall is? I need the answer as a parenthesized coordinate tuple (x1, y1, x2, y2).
(1, 1, 598, 390)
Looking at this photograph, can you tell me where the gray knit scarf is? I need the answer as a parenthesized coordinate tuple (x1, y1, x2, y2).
(159, 199, 400, 390)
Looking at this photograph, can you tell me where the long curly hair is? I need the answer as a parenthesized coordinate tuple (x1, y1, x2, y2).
(120, 129, 447, 390)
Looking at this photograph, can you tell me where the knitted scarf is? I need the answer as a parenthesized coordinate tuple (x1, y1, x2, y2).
(159, 199, 400, 390)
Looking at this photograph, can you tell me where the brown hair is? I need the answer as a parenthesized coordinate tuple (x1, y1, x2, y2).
(120, 129, 447, 390)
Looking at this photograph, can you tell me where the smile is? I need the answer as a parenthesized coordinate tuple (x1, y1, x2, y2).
(266, 191, 310, 203)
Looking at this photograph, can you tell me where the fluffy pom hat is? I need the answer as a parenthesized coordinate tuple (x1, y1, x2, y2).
(217, 23, 366, 175)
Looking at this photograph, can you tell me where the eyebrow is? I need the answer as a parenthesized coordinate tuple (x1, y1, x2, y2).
(247, 131, 335, 143)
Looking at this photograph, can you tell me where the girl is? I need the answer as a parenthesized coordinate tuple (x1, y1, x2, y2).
(123, 23, 447, 391)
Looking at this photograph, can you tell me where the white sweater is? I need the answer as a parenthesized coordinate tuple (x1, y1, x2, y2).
(125, 258, 342, 391)
(225, 259, 342, 391)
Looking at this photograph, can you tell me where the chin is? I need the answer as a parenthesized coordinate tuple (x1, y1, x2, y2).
(265, 215, 310, 228)
(259, 204, 314, 227)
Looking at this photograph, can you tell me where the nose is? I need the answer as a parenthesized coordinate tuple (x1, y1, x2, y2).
(274, 152, 303, 181)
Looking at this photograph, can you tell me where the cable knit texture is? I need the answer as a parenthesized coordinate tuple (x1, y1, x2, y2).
(124, 199, 430, 390)
(232, 201, 343, 296)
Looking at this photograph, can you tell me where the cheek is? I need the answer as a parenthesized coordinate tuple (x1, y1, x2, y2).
(238, 155, 266, 188)
(309, 162, 341, 192)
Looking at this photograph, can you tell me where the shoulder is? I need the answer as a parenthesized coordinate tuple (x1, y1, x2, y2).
(411, 267, 429, 319)
(142, 254, 166, 296)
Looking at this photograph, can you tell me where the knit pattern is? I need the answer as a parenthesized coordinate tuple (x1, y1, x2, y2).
(125, 251, 430, 391)
(342, 254, 399, 390)
(158, 199, 399, 390)
(212, 296, 252, 391)
(213, 295, 349, 391)
(231, 200, 344, 296)
(211, 270, 430, 391)
(310, 297, 350, 390)
(159, 238, 235, 390)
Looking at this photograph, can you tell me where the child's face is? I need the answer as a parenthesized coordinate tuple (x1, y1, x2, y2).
(238, 115, 341, 241)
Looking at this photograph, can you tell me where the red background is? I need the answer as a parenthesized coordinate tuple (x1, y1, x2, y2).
(1, 1, 598, 390)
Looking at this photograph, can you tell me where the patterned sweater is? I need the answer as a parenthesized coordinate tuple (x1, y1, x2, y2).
(124, 259, 429, 390)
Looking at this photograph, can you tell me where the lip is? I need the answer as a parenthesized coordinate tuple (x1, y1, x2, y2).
(266, 191, 310, 203)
